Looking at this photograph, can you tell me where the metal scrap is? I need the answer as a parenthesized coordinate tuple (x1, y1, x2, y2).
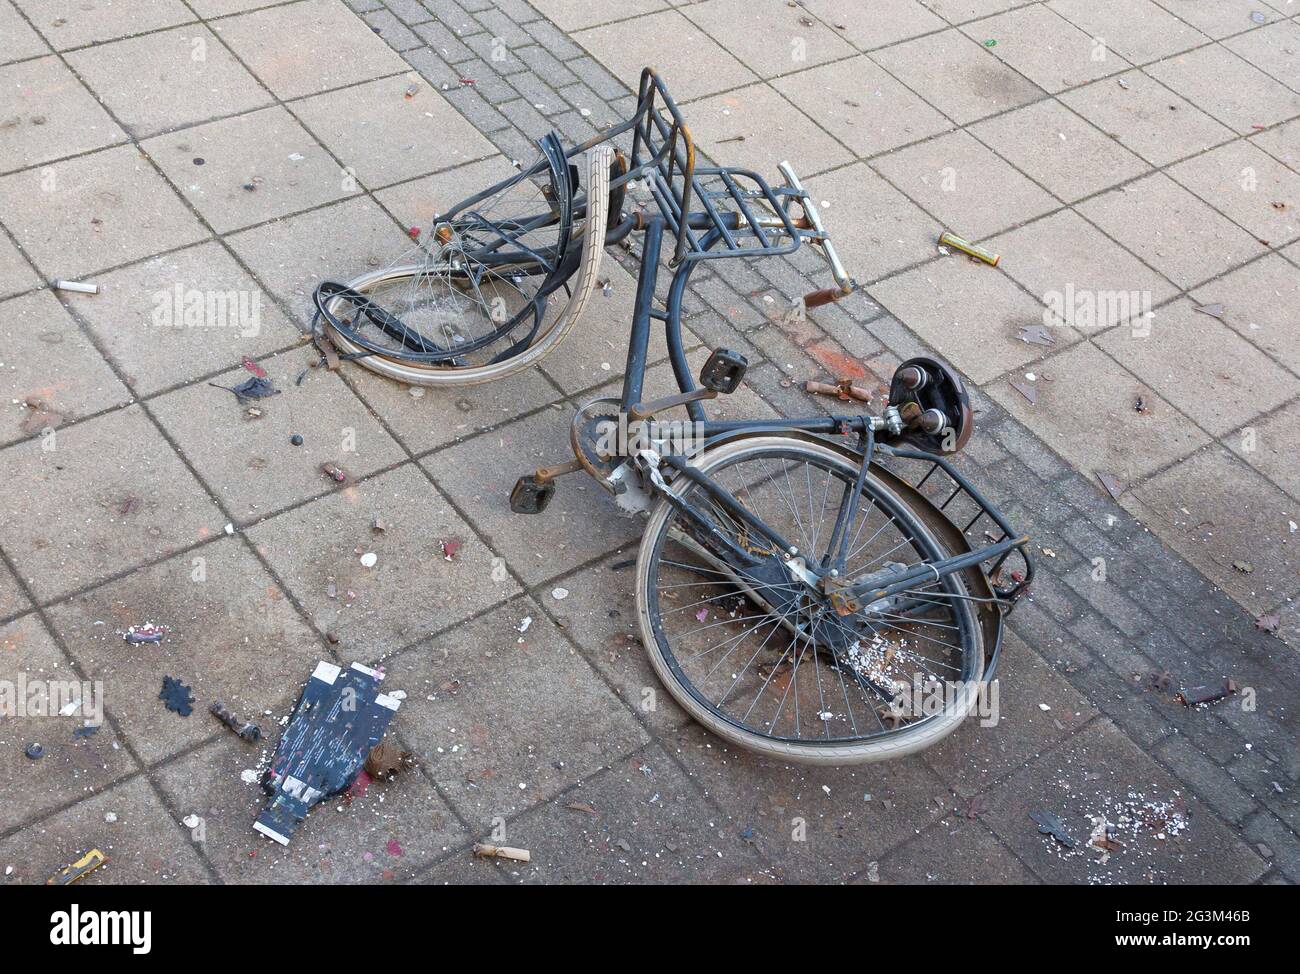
(804, 378, 872, 403)
(1029, 808, 1077, 848)
(1178, 678, 1235, 707)
(210, 699, 262, 742)
(46, 848, 107, 885)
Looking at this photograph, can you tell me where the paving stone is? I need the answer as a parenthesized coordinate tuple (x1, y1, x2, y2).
(383, 598, 649, 824)
(987, 210, 1178, 331)
(0, 1, 50, 64)
(492, 746, 763, 883)
(0, 774, 210, 883)
(246, 463, 516, 655)
(365, 7, 423, 50)
(61, 240, 301, 398)
(0, 56, 125, 173)
(683, 0, 857, 79)
(414, 18, 477, 63)
(989, 342, 1209, 483)
(14, 0, 194, 51)
(293, 75, 495, 188)
(1191, 254, 1300, 377)
(526, 0, 666, 32)
(1154, 736, 1258, 824)
(424, 407, 642, 585)
(47, 538, 323, 762)
(1241, 810, 1300, 883)
(979, 718, 1268, 883)
(1146, 43, 1300, 135)
(0, 613, 138, 833)
(152, 348, 407, 522)
(1225, 18, 1300, 90)
(774, 56, 952, 159)
(871, 130, 1057, 240)
(463, 32, 526, 72)
(575, 9, 756, 104)
(144, 106, 356, 233)
(870, 29, 1044, 125)
(1047, 0, 1209, 63)
(1058, 70, 1236, 168)
(0, 234, 39, 301)
(225, 195, 411, 326)
(1097, 298, 1298, 437)
(0, 289, 131, 447)
(970, 99, 1150, 203)
(1151, 0, 1284, 40)
(474, 6, 536, 47)
(960, 5, 1130, 93)
(153, 735, 467, 882)
(1060, 561, 1157, 641)
(514, 44, 579, 89)
(1078, 173, 1266, 290)
(923, 631, 1098, 797)
(214, 0, 409, 100)
(666, 723, 952, 882)
(654, 83, 855, 176)
(0, 560, 31, 621)
(1229, 399, 1300, 503)
(343, 358, 563, 456)
(0, 144, 207, 278)
(800, 0, 946, 50)
(546, 550, 691, 735)
(924, 0, 1028, 24)
(0, 406, 222, 602)
(875, 818, 1040, 882)
(66, 25, 270, 139)
(1251, 117, 1300, 174)
(869, 257, 1075, 385)
(415, 850, 509, 885)
(1123, 446, 1300, 615)
(567, 55, 632, 101)
(195, 0, 291, 13)
(1167, 140, 1300, 246)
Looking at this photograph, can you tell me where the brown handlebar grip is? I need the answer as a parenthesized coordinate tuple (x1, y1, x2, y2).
(803, 288, 844, 310)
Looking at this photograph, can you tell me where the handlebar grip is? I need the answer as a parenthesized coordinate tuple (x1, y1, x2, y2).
(803, 288, 845, 310)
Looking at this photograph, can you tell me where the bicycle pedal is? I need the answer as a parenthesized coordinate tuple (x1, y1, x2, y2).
(509, 475, 555, 514)
(699, 347, 748, 394)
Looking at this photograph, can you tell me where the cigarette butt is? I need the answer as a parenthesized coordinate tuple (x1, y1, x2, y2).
(473, 842, 531, 863)
(938, 232, 999, 267)
(52, 279, 99, 294)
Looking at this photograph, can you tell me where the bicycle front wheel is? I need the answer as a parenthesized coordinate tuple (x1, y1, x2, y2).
(635, 436, 985, 764)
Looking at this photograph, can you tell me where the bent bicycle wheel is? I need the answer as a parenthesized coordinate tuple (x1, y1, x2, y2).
(313, 140, 611, 386)
(635, 436, 985, 764)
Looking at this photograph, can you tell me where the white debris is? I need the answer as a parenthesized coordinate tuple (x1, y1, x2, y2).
(551, 587, 569, 600)
(360, 552, 378, 568)
(240, 769, 259, 784)
(517, 616, 533, 634)
(104, 812, 118, 823)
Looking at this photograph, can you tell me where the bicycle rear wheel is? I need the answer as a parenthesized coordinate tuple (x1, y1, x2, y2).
(314, 141, 611, 386)
(635, 436, 985, 764)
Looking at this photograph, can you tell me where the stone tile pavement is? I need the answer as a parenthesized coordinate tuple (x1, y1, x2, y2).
(0, 0, 1296, 884)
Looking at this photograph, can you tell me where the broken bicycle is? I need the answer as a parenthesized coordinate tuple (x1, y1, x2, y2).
(313, 69, 1033, 764)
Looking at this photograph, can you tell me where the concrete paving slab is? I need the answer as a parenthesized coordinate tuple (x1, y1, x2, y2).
(0, 613, 138, 833)
(969, 99, 1150, 202)
(143, 105, 357, 233)
(0, 144, 208, 278)
(46, 538, 323, 763)
(0, 288, 131, 448)
(800, 0, 946, 51)
(66, 25, 271, 139)
(212, 0, 410, 101)
(0, 1, 51, 64)
(292, 74, 496, 188)
(154, 735, 468, 882)
(990, 341, 1210, 484)
(0, 405, 223, 602)
(870, 29, 1044, 125)
(13, 0, 194, 51)
(382, 597, 650, 825)
(0, 774, 210, 884)
(245, 462, 517, 654)
(681, 0, 857, 80)
(960, 5, 1131, 94)
(0, 55, 125, 173)
(1047, 0, 1209, 64)
(773, 55, 953, 158)
(1146, 43, 1300, 135)
(151, 347, 408, 522)
(1096, 297, 1299, 437)
(1167, 140, 1300, 245)
(1078, 172, 1266, 290)
(61, 240, 302, 397)
(1228, 399, 1300, 503)
(1189, 253, 1300, 375)
(871, 129, 1057, 240)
